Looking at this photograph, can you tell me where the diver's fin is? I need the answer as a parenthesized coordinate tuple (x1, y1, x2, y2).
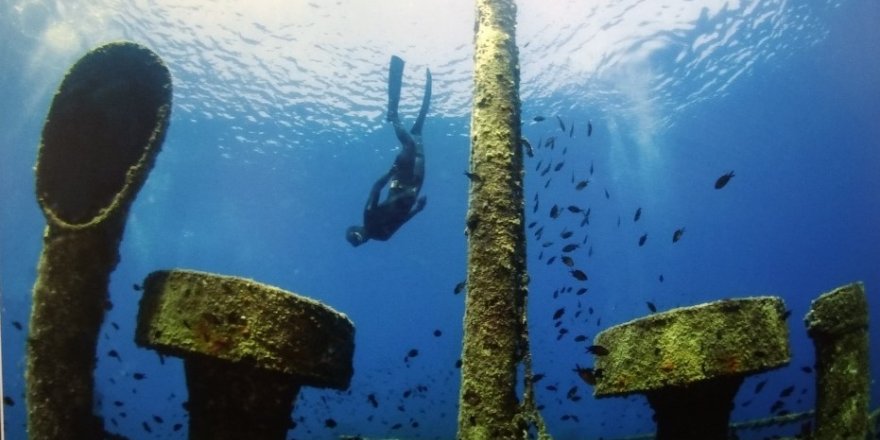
(387, 55, 405, 122)
(411, 68, 432, 135)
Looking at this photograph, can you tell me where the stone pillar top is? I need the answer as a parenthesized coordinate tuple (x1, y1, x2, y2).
(593, 296, 790, 397)
(136, 269, 355, 390)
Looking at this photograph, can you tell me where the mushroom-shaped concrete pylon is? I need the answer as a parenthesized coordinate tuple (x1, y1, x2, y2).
(592, 296, 791, 440)
(135, 269, 355, 440)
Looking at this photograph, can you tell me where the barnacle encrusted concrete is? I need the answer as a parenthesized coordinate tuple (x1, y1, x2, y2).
(593, 296, 790, 439)
(26, 41, 171, 440)
(135, 269, 354, 439)
(805, 282, 870, 440)
(458, 0, 528, 438)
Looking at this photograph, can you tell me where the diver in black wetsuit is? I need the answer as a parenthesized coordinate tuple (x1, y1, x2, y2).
(346, 55, 432, 247)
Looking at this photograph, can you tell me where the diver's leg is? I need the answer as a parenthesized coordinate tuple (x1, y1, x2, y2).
(387, 55, 405, 122)
(410, 68, 432, 135)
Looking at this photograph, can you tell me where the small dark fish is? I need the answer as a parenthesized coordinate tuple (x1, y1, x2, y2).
(528, 221, 537, 229)
(672, 228, 685, 243)
(801, 366, 813, 373)
(535, 160, 543, 171)
(132, 372, 146, 380)
(3, 396, 14, 406)
(556, 115, 566, 132)
(754, 379, 767, 394)
(142, 421, 152, 433)
(575, 287, 588, 296)
(553, 308, 565, 320)
(579, 214, 590, 227)
(532, 373, 545, 383)
(562, 243, 579, 252)
(133, 283, 142, 291)
(647, 301, 657, 313)
(568, 123, 574, 138)
(573, 364, 603, 385)
(407, 348, 419, 358)
(780, 385, 795, 398)
(554, 161, 565, 172)
(587, 120, 593, 137)
(464, 171, 483, 184)
(454, 280, 466, 295)
(544, 136, 556, 148)
(153, 415, 164, 424)
(566, 385, 579, 400)
(542, 241, 554, 248)
(546, 256, 556, 265)
(714, 170, 735, 189)
(325, 418, 338, 428)
(108, 349, 122, 362)
(11, 321, 22, 331)
(550, 204, 560, 219)
(540, 162, 552, 176)
(367, 393, 379, 407)
(770, 400, 785, 413)
(567, 205, 582, 214)
(782, 309, 792, 320)
(570, 269, 588, 281)
(546, 384, 558, 392)
(544, 178, 552, 188)
(433, 329, 442, 337)
(533, 115, 545, 122)
(588, 245, 593, 256)
(111, 322, 120, 330)
(586, 345, 610, 356)
(560, 256, 575, 267)
(590, 161, 594, 175)
(638, 233, 648, 246)
(605, 188, 610, 199)
(574, 335, 587, 342)
(521, 137, 534, 157)
(560, 230, 573, 239)
(575, 179, 589, 190)
(173, 423, 183, 432)
(634, 207, 642, 222)
(659, 274, 664, 283)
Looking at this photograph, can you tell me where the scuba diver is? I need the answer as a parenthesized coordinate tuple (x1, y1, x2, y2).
(346, 55, 432, 247)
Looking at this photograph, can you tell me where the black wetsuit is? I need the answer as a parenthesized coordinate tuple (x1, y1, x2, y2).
(347, 56, 432, 246)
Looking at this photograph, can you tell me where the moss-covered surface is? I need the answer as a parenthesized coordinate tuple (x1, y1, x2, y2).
(458, 0, 529, 438)
(136, 269, 355, 389)
(593, 296, 790, 397)
(805, 282, 870, 440)
(26, 41, 171, 440)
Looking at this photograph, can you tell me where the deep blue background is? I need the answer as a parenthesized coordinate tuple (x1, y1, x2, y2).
(2, 1, 879, 439)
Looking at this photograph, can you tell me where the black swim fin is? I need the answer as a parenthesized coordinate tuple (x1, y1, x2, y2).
(387, 55, 405, 122)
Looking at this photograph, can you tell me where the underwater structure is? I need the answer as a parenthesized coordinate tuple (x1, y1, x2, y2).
(458, 0, 539, 438)
(25, 42, 172, 439)
(593, 297, 791, 439)
(17, 14, 876, 440)
(135, 269, 354, 440)
(806, 282, 871, 439)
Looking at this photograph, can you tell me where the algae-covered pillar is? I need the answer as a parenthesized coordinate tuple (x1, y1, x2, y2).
(26, 42, 171, 438)
(592, 297, 791, 440)
(805, 282, 870, 439)
(136, 270, 354, 440)
(458, 0, 526, 438)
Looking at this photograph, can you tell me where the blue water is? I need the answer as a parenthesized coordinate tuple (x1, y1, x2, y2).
(2, 1, 879, 439)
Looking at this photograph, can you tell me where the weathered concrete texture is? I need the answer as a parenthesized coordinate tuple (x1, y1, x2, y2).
(805, 282, 870, 440)
(26, 41, 171, 440)
(136, 269, 355, 388)
(136, 269, 355, 440)
(458, 0, 526, 438)
(593, 296, 790, 397)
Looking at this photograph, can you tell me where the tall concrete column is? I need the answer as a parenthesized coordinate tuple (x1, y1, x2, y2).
(457, 0, 526, 438)
(805, 282, 870, 439)
(26, 42, 171, 439)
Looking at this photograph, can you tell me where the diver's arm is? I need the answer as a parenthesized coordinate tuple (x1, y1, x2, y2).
(366, 170, 392, 211)
(403, 196, 427, 223)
